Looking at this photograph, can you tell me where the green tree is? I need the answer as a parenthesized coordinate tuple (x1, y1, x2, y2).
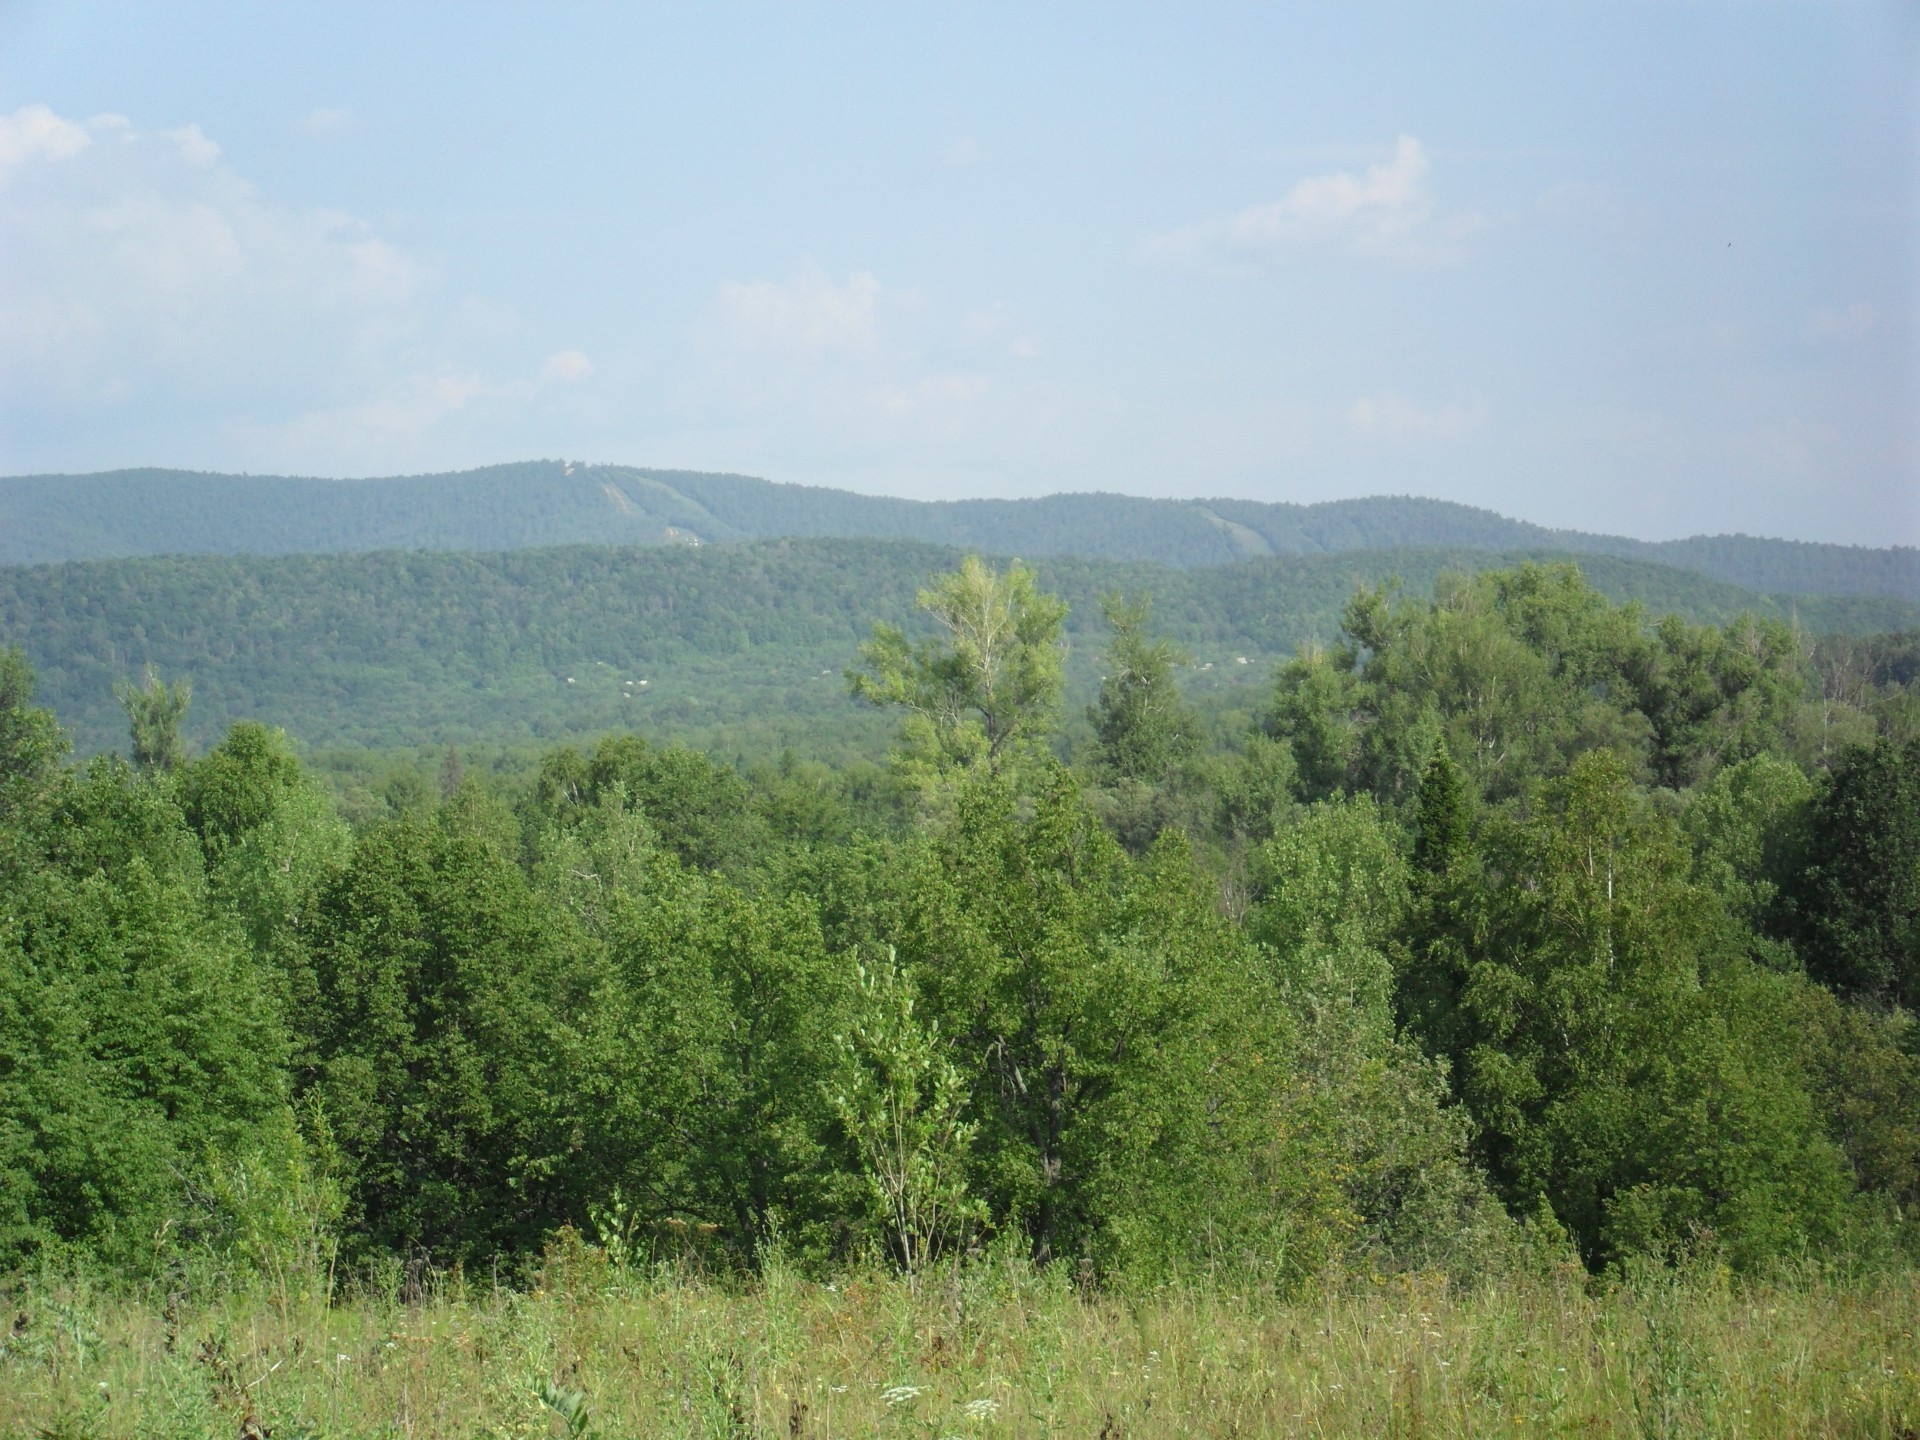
(529, 733, 772, 874)
(897, 770, 1267, 1271)
(300, 814, 589, 1258)
(827, 950, 982, 1277)
(1680, 752, 1811, 937)
(0, 646, 69, 883)
(118, 665, 192, 773)
(1446, 752, 1852, 1269)
(536, 789, 851, 1260)
(1087, 591, 1198, 784)
(1397, 743, 1480, 1055)
(1626, 613, 1804, 789)
(177, 721, 308, 861)
(849, 555, 1068, 790)
(1784, 735, 1920, 1009)
(1249, 794, 1511, 1276)
(0, 753, 289, 1272)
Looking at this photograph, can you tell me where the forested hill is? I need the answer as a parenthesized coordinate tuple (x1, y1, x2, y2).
(5, 536, 1914, 758)
(5, 460, 1915, 601)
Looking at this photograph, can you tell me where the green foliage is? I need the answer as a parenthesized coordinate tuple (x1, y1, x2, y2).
(535, 788, 851, 1259)
(850, 554, 1069, 792)
(528, 732, 772, 873)
(115, 666, 191, 774)
(0, 645, 70, 881)
(826, 950, 983, 1275)
(1250, 796, 1511, 1274)
(4, 556, 1919, 1296)
(889, 771, 1287, 1274)
(1430, 752, 1854, 1268)
(1087, 591, 1198, 784)
(0, 753, 289, 1272)
(6, 536, 1911, 760)
(1268, 564, 1809, 808)
(1784, 735, 1920, 1009)
(299, 813, 590, 1259)
(1680, 752, 1811, 935)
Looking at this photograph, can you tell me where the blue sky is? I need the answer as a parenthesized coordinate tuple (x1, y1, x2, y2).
(0, 2, 1912, 543)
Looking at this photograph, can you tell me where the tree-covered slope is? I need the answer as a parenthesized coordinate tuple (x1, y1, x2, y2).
(4, 537, 1913, 758)
(4, 461, 1914, 600)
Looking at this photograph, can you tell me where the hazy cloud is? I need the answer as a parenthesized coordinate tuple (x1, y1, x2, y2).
(301, 107, 357, 139)
(1809, 303, 1876, 341)
(687, 263, 1093, 468)
(710, 264, 881, 353)
(941, 136, 983, 169)
(1347, 391, 1486, 441)
(1147, 135, 1484, 268)
(541, 349, 594, 383)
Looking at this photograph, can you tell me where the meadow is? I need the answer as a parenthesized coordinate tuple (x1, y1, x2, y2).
(5, 1249, 1918, 1439)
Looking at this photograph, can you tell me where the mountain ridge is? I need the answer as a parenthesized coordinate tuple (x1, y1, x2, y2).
(3, 460, 1914, 601)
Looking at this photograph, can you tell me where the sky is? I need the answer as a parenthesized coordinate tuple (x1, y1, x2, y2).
(0, 3, 1914, 544)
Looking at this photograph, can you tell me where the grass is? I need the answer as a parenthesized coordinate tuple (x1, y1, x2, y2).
(2, 1248, 1916, 1439)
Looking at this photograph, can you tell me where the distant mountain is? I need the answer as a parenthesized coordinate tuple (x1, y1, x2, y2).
(3, 460, 1914, 601)
(4, 536, 1913, 758)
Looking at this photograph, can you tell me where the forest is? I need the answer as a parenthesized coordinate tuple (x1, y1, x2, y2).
(3, 556, 1918, 1436)
(6, 535, 1918, 762)
(5, 462, 1917, 603)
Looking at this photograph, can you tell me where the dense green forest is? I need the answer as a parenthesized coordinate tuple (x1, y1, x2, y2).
(3, 551, 1918, 1302)
(5, 461, 1916, 600)
(6, 537, 1917, 762)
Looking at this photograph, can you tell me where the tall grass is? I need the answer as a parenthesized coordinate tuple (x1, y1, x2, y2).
(3, 1246, 1915, 1438)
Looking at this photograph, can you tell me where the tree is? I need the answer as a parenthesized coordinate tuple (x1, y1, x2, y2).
(1087, 591, 1198, 784)
(177, 721, 308, 861)
(827, 950, 981, 1277)
(1442, 752, 1852, 1269)
(529, 733, 771, 875)
(0, 647, 69, 882)
(849, 556, 1068, 788)
(897, 769, 1264, 1271)
(300, 814, 588, 1258)
(1249, 793, 1511, 1276)
(535, 789, 851, 1260)
(0, 752, 289, 1272)
(1784, 735, 1920, 1010)
(1397, 743, 1479, 1054)
(118, 665, 192, 773)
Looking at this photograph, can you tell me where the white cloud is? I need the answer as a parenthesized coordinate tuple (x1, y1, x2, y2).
(160, 123, 220, 166)
(710, 263, 881, 353)
(1347, 392, 1485, 441)
(1146, 135, 1483, 268)
(0, 110, 423, 404)
(0, 103, 94, 169)
(0, 103, 571, 473)
(301, 107, 357, 139)
(1809, 303, 1875, 341)
(541, 349, 595, 384)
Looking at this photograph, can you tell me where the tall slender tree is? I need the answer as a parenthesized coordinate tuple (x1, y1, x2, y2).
(118, 665, 192, 773)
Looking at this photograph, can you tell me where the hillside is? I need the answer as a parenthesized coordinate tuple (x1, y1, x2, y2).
(4, 461, 1914, 600)
(4, 536, 1913, 759)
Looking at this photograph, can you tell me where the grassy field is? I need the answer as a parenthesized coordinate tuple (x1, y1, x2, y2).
(3, 1249, 1916, 1439)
